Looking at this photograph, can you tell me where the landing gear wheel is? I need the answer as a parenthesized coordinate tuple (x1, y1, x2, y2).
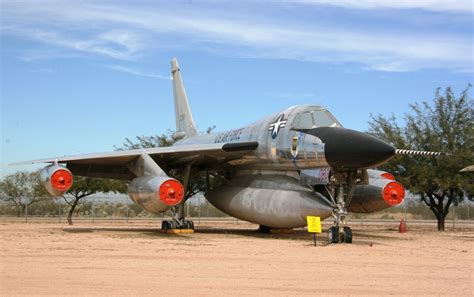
(339, 232, 345, 243)
(161, 220, 170, 231)
(169, 220, 177, 229)
(343, 226, 352, 243)
(328, 226, 339, 244)
(184, 221, 194, 230)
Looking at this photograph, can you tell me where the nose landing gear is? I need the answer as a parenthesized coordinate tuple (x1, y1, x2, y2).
(326, 170, 361, 244)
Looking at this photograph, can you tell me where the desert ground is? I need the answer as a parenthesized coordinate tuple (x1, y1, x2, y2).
(1, 218, 473, 296)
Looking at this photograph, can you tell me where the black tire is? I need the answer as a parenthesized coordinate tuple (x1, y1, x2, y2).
(188, 221, 194, 230)
(184, 221, 191, 229)
(339, 232, 345, 243)
(328, 226, 339, 244)
(161, 220, 169, 231)
(343, 226, 352, 243)
(169, 221, 177, 229)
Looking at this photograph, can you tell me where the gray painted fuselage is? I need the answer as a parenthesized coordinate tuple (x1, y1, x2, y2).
(176, 104, 339, 171)
(175, 105, 340, 228)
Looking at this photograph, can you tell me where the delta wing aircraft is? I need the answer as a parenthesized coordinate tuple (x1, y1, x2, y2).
(13, 59, 445, 243)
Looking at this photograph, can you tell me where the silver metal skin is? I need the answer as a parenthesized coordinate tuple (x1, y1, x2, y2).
(175, 104, 340, 171)
(128, 175, 182, 213)
(206, 173, 332, 228)
(13, 58, 416, 238)
(171, 58, 198, 138)
(39, 163, 73, 197)
(348, 178, 403, 213)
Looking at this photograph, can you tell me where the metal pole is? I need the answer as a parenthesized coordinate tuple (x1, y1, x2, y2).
(452, 203, 456, 230)
(58, 198, 62, 223)
(198, 196, 201, 224)
(186, 202, 189, 218)
(126, 201, 129, 223)
(404, 196, 408, 222)
(25, 198, 28, 223)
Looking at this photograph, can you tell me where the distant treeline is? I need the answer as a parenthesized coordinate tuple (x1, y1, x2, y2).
(0, 197, 229, 218)
(0, 196, 472, 220)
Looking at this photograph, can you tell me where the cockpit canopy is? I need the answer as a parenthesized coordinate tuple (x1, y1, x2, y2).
(292, 107, 341, 129)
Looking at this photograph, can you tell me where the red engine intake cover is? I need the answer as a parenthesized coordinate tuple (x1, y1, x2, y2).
(159, 179, 184, 206)
(382, 181, 405, 206)
(51, 169, 73, 191)
(381, 172, 395, 180)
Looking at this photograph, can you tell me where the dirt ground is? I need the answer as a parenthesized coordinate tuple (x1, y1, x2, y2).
(0, 219, 472, 296)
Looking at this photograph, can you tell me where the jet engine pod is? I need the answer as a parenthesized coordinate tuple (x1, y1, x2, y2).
(348, 178, 405, 213)
(39, 164, 74, 197)
(128, 176, 184, 213)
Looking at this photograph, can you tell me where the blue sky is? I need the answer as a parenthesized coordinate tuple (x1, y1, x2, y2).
(1, 0, 473, 176)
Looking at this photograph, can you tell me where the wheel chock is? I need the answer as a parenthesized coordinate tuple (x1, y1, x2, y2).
(163, 229, 194, 234)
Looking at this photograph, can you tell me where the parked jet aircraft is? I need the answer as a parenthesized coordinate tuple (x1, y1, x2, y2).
(13, 59, 445, 243)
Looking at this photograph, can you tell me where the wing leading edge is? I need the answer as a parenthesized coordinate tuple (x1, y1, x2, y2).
(11, 141, 259, 180)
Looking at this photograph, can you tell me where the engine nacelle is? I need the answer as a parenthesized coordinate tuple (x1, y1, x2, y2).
(348, 177, 405, 213)
(367, 169, 395, 181)
(128, 176, 184, 213)
(205, 174, 332, 229)
(40, 164, 74, 197)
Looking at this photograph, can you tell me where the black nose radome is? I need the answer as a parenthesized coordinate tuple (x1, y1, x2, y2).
(297, 127, 395, 169)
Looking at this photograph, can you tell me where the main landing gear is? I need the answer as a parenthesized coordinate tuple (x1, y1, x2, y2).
(325, 170, 361, 244)
(162, 164, 195, 232)
(161, 199, 195, 232)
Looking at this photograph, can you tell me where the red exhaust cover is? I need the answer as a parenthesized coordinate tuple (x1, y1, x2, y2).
(381, 172, 395, 180)
(159, 179, 184, 206)
(51, 169, 73, 191)
(382, 182, 405, 206)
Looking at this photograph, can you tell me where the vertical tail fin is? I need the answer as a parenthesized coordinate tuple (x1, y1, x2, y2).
(171, 58, 198, 138)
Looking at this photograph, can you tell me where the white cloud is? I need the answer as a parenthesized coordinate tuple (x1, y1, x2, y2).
(1, 1, 472, 72)
(3, 25, 143, 60)
(291, 0, 473, 13)
(106, 65, 169, 80)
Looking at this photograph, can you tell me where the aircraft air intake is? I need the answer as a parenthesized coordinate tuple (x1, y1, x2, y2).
(382, 181, 405, 206)
(159, 179, 184, 205)
(348, 178, 405, 213)
(39, 164, 74, 197)
(128, 176, 185, 213)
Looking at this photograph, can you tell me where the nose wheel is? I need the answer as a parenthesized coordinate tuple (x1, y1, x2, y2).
(326, 171, 360, 244)
(327, 226, 352, 244)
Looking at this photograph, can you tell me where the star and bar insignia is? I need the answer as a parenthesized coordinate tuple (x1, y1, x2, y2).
(268, 114, 287, 139)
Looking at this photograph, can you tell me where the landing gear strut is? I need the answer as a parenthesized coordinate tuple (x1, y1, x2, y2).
(326, 170, 360, 244)
(162, 164, 195, 231)
(161, 204, 194, 231)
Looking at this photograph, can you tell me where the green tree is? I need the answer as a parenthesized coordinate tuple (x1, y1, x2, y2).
(0, 171, 51, 216)
(115, 131, 177, 151)
(64, 177, 127, 225)
(368, 85, 473, 231)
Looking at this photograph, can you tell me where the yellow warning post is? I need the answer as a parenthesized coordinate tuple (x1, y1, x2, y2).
(306, 216, 322, 246)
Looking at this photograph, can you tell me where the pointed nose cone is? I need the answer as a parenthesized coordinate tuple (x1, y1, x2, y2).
(302, 127, 395, 169)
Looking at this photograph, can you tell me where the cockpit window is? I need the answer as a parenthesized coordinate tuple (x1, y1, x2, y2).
(313, 110, 337, 127)
(299, 112, 314, 128)
(292, 108, 340, 129)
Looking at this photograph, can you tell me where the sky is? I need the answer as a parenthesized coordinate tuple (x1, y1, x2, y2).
(1, 0, 473, 177)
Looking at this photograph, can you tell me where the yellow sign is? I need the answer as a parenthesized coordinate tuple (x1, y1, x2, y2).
(306, 216, 322, 233)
